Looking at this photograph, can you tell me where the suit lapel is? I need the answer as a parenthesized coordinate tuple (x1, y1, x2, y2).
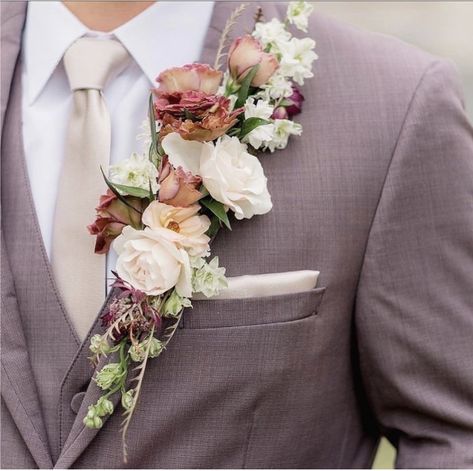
(55, 288, 120, 469)
(0, 3, 53, 468)
(0, 1, 26, 131)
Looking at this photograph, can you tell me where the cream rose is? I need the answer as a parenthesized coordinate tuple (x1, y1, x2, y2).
(142, 201, 211, 257)
(161, 133, 273, 220)
(114, 226, 192, 297)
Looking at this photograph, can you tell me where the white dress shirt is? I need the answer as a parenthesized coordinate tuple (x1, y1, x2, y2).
(22, 1, 214, 288)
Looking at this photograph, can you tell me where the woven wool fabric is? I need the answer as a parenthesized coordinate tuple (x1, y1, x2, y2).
(1, 2, 473, 468)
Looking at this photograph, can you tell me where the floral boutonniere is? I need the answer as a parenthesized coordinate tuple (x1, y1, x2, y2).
(85, 1, 316, 460)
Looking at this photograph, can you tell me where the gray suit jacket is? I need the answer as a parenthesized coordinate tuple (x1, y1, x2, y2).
(1, 2, 472, 469)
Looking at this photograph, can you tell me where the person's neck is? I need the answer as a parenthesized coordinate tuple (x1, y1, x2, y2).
(63, 1, 154, 32)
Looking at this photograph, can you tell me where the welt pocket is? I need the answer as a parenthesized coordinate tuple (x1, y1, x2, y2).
(182, 287, 326, 330)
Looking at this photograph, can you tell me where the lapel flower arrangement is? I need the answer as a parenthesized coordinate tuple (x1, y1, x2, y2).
(85, 2, 316, 460)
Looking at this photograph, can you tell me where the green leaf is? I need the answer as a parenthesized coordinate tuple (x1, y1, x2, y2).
(110, 182, 150, 199)
(199, 185, 210, 198)
(200, 196, 231, 230)
(206, 215, 222, 239)
(148, 180, 156, 201)
(148, 94, 160, 168)
(100, 167, 143, 215)
(235, 64, 259, 109)
(240, 117, 271, 139)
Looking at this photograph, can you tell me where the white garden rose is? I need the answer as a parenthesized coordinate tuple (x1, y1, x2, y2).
(287, 1, 314, 33)
(114, 226, 192, 297)
(161, 133, 273, 220)
(141, 201, 210, 257)
(109, 152, 159, 194)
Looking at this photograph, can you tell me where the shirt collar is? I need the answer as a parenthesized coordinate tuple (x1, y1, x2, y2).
(23, 2, 215, 105)
(23, 2, 87, 105)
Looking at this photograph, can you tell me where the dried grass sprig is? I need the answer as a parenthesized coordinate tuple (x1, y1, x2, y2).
(213, 3, 248, 71)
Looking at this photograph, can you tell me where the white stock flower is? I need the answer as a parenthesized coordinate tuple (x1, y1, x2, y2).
(287, 1, 314, 33)
(136, 118, 152, 152)
(109, 153, 159, 194)
(243, 98, 275, 149)
(257, 73, 294, 101)
(278, 37, 318, 86)
(264, 119, 303, 152)
(244, 97, 274, 120)
(161, 133, 273, 220)
(192, 257, 228, 298)
(253, 18, 291, 50)
(114, 226, 192, 297)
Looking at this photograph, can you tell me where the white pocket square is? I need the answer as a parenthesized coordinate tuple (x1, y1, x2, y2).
(193, 270, 319, 300)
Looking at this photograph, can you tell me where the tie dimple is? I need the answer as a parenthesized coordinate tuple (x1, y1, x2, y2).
(64, 37, 130, 91)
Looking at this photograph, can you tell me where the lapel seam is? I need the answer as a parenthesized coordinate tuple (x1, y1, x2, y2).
(1, 362, 52, 467)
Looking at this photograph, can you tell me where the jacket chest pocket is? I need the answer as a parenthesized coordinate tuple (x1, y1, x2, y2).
(182, 288, 326, 329)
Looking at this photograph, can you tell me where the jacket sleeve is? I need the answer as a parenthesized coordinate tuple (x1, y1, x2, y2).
(355, 59, 473, 468)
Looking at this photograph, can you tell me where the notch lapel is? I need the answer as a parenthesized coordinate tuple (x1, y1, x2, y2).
(0, 2, 53, 468)
(55, 289, 120, 469)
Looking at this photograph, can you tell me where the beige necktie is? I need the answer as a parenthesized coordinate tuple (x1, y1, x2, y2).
(52, 38, 130, 341)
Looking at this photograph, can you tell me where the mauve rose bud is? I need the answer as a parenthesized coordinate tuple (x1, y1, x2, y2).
(87, 190, 143, 254)
(228, 35, 279, 87)
(158, 156, 203, 207)
(272, 106, 289, 120)
(157, 63, 223, 94)
(285, 87, 305, 117)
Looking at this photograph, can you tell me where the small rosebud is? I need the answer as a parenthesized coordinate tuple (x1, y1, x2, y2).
(271, 106, 288, 120)
(94, 363, 123, 390)
(83, 404, 104, 429)
(285, 87, 305, 117)
(121, 389, 135, 411)
(89, 334, 111, 356)
(95, 397, 114, 417)
(163, 290, 192, 318)
(148, 338, 164, 359)
(129, 344, 146, 363)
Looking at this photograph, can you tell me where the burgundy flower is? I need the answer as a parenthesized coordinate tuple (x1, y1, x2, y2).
(285, 86, 305, 117)
(87, 190, 143, 255)
(272, 106, 289, 120)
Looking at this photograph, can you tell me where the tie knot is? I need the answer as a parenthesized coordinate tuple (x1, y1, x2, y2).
(64, 38, 130, 91)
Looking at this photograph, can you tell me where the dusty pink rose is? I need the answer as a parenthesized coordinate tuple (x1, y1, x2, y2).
(228, 35, 279, 87)
(158, 95, 243, 142)
(157, 63, 223, 94)
(87, 190, 143, 254)
(154, 90, 220, 120)
(158, 156, 204, 207)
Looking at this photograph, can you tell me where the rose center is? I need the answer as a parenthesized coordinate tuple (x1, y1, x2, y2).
(167, 220, 180, 233)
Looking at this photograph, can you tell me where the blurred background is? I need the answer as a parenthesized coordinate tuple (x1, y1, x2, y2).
(317, 2, 473, 121)
(315, 2, 473, 467)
